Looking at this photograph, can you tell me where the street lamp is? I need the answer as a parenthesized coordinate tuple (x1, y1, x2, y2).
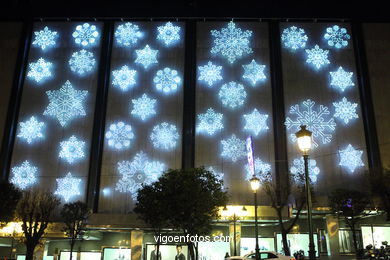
(295, 125, 316, 259)
(222, 206, 247, 256)
(250, 175, 260, 260)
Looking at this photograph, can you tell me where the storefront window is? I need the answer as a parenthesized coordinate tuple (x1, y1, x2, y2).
(338, 229, 362, 254)
(362, 226, 390, 248)
(276, 233, 319, 257)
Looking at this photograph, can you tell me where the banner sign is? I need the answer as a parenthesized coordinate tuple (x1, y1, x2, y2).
(246, 136, 255, 176)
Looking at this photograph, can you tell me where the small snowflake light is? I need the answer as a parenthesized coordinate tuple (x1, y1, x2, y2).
(197, 108, 224, 136)
(135, 45, 158, 69)
(27, 58, 53, 83)
(324, 25, 351, 49)
(105, 121, 135, 150)
(130, 93, 157, 121)
(17, 116, 45, 144)
(43, 81, 88, 127)
(339, 144, 364, 173)
(221, 134, 246, 162)
(32, 26, 58, 50)
(290, 157, 320, 184)
(112, 65, 137, 91)
(333, 97, 358, 124)
(59, 135, 85, 164)
(153, 67, 181, 94)
(10, 161, 38, 190)
(281, 26, 308, 50)
(115, 22, 142, 47)
(245, 157, 272, 182)
(330, 66, 355, 92)
(157, 22, 181, 46)
(72, 23, 99, 47)
(207, 167, 224, 183)
(211, 21, 253, 64)
(243, 108, 269, 136)
(55, 172, 82, 202)
(69, 49, 96, 75)
(198, 61, 223, 87)
(150, 122, 179, 150)
(242, 59, 266, 86)
(218, 81, 247, 109)
(305, 45, 330, 70)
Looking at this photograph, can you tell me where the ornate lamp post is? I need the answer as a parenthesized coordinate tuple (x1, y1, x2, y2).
(295, 125, 316, 259)
(222, 206, 247, 256)
(250, 175, 260, 260)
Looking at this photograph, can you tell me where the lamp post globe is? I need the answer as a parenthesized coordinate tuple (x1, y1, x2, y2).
(295, 125, 312, 155)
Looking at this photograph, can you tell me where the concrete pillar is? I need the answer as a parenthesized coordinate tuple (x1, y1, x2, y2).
(326, 215, 340, 259)
(229, 222, 241, 256)
(131, 230, 144, 260)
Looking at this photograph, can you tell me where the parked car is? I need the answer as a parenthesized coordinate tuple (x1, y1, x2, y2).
(227, 251, 296, 260)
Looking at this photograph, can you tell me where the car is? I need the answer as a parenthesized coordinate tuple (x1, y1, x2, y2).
(227, 251, 296, 260)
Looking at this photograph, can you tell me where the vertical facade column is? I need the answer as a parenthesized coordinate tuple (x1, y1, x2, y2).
(0, 21, 33, 181)
(86, 21, 114, 212)
(351, 22, 382, 172)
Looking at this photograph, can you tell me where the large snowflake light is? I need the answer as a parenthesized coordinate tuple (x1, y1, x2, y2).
(116, 152, 165, 199)
(198, 61, 223, 87)
(221, 134, 246, 162)
(17, 116, 45, 144)
(150, 122, 179, 150)
(211, 21, 253, 64)
(243, 108, 269, 136)
(290, 157, 320, 184)
(72, 23, 99, 47)
(59, 135, 85, 164)
(43, 81, 88, 127)
(27, 58, 52, 83)
(333, 97, 358, 124)
(130, 93, 157, 121)
(112, 65, 137, 91)
(305, 45, 330, 70)
(153, 67, 181, 94)
(324, 25, 351, 49)
(105, 121, 135, 150)
(115, 22, 142, 47)
(245, 157, 272, 182)
(330, 66, 355, 92)
(157, 22, 181, 46)
(339, 144, 364, 173)
(10, 161, 38, 190)
(285, 99, 336, 147)
(281, 26, 308, 50)
(197, 108, 224, 136)
(55, 172, 82, 202)
(218, 81, 247, 109)
(69, 49, 96, 75)
(242, 59, 266, 86)
(32, 26, 57, 50)
(135, 45, 158, 69)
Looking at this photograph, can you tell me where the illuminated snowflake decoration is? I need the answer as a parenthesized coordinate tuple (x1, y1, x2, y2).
(242, 59, 266, 86)
(32, 26, 58, 50)
(115, 151, 165, 199)
(305, 45, 330, 70)
(105, 121, 135, 150)
(339, 144, 364, 173)
(243, 109, 269, 136)
(330, 66, 355, 92)
(69, 49, 96, 75)
(72, 23, 99, 47)
(281, 26, 308, 50)
(285, 99, 336, 147)
(153, 67, 181, 94)
(198, 61, 223, 87)
(207, 167, 224, 183)
(157, 22, 181, 46)
(211, 21, 253, 64)
(44, 81, 88, 127)
(55, 172, 82, 202)
(324, 25, 350, 49)
(135, 45, 158, 69)
(245, 157, 272, 182)
(112, 65, 137, 91)
(290, 157, 320, 184)
(27, 58, 53, 83)
(150, 122, 179, 150)
(10, 161, 38, 190)
(218, 81, 247, 109)
(221, 134, 246, 162)
(130, 93, 157, 121)
(115, 22, 142, 47)
(197, 108, 224, 136)
(17, 116, 45, 144)
(333, 97, 358, 124)
(59, 135, 85, 164)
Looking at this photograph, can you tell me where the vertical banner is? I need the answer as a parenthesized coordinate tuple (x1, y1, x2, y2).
(246, 136, 255, 176)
